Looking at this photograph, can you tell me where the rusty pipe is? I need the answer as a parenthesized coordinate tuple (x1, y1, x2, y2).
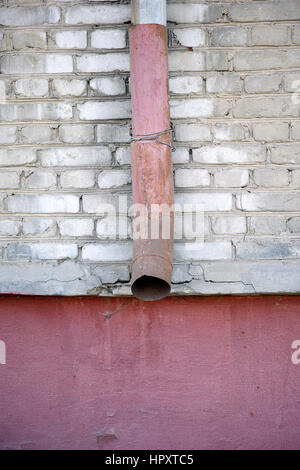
(130, 0, 174, 301)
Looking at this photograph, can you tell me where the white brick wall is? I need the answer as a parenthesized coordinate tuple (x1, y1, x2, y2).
(0, 0, 300, 296)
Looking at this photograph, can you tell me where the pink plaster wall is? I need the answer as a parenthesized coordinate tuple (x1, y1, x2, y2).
(0, 295, 299, 450)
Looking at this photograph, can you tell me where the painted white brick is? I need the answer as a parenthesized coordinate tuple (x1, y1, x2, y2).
(174, 242, 232, 261)
(250, 217, 286, 235)
(211, 26, 247, 46)
(206, 73, 243, 94)
(175, 192, 232, 211)
(169, 76, 203, 95)
(0, 148, 36, 167)
(52, 79, 87, 97)
(0, 219, 20, 236)
(23, 218, 56, 237)
(91, 29, 126, 49)
(59, 219, 94, 237)
(66, 5, 130, 25)
(0, 103, 72, 121)
(175, 123, 211, 142)
(53, 31, 87, 49)
(0, 125, 17, 144)
(172, 148, 189, 164)
(15, 79, 49, 97)
(77, 53, 129, 73)
(169, 51, 229, 72)
(78, 101, 131, 120)
(237, 192, 300, 212)
(244, 74, 281, 93)
(97, 124, 131, 143)
(173, 28, 205, 47)
(6, 195, 79, 214)
(0, 171, 20, 189)
(253, 122, 289, 142)
(193, 144, 266, 164)
(98, 169, 131, 189)
(116, 147, 131, 166)
(82, 242, 132, 262)
(214, 168, 249, 188)
(167, 4, 223, 24)
(21, 125, 52, 144)
(213, 123, 248, 142)
(251, 25, 289, 46)
(12, 31, 47, 50)
(270, 144, 300, 164)
(1, 55, 73, 74)
(24, 170, 56, 190)
(39, 147, 111, 167)
(0, 6, 60, 26)
(59, 124, 94, 144)
(7, 243, 78, 260)
(212, 216, 247, 235)
(175, 169, 210, 188)
(90, 77, 126, 96)
(60, 170, 95, 189)
(171, 98, 230, 119)
(253, 169, 289, 188)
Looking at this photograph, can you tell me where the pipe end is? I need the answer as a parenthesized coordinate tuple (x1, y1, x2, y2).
(131, 275, 171, 301)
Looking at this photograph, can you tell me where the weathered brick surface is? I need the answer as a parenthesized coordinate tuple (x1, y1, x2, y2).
(0, 0, 300, 296)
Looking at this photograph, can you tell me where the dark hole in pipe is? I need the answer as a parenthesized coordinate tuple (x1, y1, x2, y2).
(131, 275, 171, 301)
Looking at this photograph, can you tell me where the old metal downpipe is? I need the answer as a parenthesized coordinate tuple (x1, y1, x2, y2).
(130, 0, 174, 301)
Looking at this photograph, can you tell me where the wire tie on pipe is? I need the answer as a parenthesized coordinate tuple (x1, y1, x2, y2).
(130, 126, 176, 152)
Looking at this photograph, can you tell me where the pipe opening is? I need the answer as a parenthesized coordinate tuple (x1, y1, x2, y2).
(131, 275, 171, 301)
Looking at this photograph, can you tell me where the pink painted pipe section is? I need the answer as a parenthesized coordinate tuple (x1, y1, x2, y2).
(130, 24, 174, 300)
(0, 295, 299, 450)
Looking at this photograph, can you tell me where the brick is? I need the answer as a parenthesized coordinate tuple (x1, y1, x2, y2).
(0, 6, 60, 26)
(253, 169, 289, 187)
(287, 217, 300, 233)
(59, 219, 94, 237)
(193, 144, 266, 164)
(60, 170, 95, 189)
(169, 50, 229, 72)
(66, 5, 130, 25)
(214, 168, 249, 188)
(244, 74, 281, 93)
(0, 148, 36, 167)
(24, 170, 56, 190)
(171, 98, 230, 118)
(6, 195, 79, 214)
(237, 192, 300, 212)
(21, 125, 52, 144)
(283, 72, 300, 92)
(251, 25, 289, 46)
(213, 123, 248, 141)
(293, 24, 300, 44)
(15, 79, 49, 97)
(0, 171, 19, 189)
(82, 242, 132, 262)
(175, 192, 232, 211)
(23, 218, 56, 237)
(169, 76, 203, 95)
(291, 169, 300, 187)
(0, 219, 20, 236)
(173, 28, 205, 47)
(174, 242, 232, 261)
(175, 169, 210, 188)
(77, 53, 129, 73)
(212, 216, 247, 235)
(0, 125, 17, 144)
(96, 215, 129, 240)
(233, 97, 300, 118)
(1, 55, 73, 74)
(253, 122, 289, 142)
(172, 265, 192, 284)
(12, 31, 47, 49)
(59, 125, 94, 144)
(172, 148, 189, 164)
(291, 122, 300, 140)
(91, 29, 126, 49)
(206, 73, 243, 94)
(39, 147, 111, 167)
(234, 49, 300, 71)
(7, 243, 78, 260)
(250, 216, 286, 235)
(90, 77, 126, 96)
(98, 169, 131, 189)
(229, 1, 300, 22)
(97, 124, 131, 143)
(53, 31, 87, 49)
(236, 241, 300, 260)
(167, 4, 223, 23)
(211, 26, 247, 46)
(82, 194, 119, 215)
(92, 264, 130, 284)
(0, 103, 72, 121)
(52, 79, 87, 97)
(115, 147, 131, 166)
(78, 100, 131, 120)
(175, 123, 211, 142)
(270, 144, 300, 164)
